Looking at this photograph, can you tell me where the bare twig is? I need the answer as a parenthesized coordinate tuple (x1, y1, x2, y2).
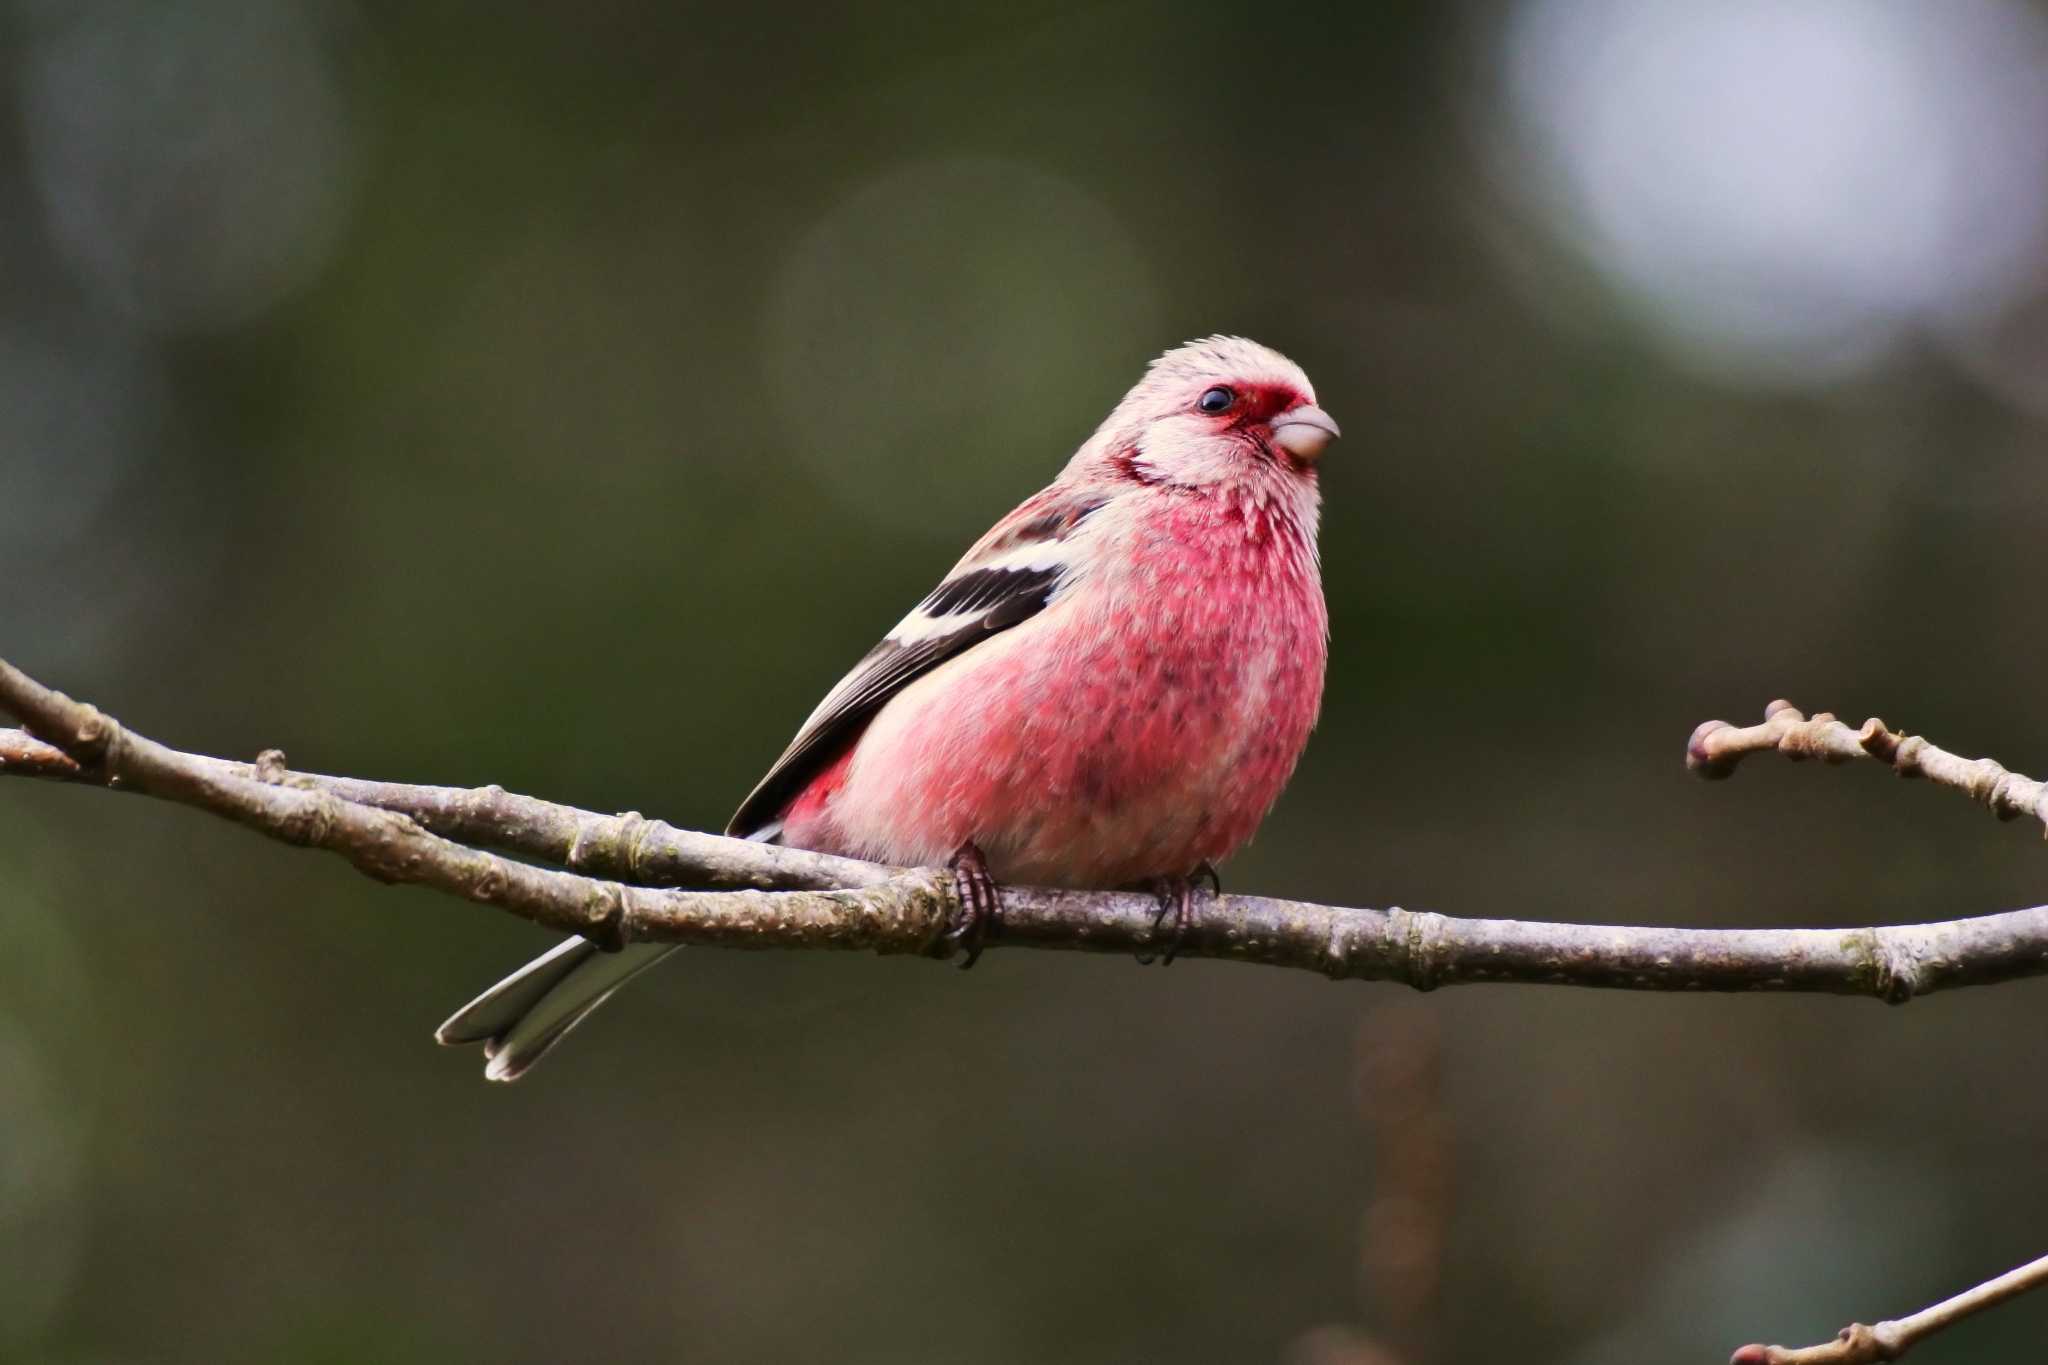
(0, 663, 947, 952)
(5, 660, 2048, 998)
(1689, 700, 2048, 836)
(0, 726, 83, 779)
(0, 721, 889, 893)
(1730, 1250, 2048, 1364)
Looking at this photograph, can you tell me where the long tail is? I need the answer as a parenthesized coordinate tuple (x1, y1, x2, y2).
(436, 938, 679, 1082)
(437, 824, 785, 1081)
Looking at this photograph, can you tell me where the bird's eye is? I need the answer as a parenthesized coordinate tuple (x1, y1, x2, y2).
(1197, 386, 1235, 414)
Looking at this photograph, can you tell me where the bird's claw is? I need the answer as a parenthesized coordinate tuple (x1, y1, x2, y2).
(1137, 862, 1218, 966)
(945, 840, 1001, 969)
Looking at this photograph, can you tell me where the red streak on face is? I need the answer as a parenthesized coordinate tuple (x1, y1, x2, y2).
(1197, 381, 1315, 470)
(1189, 381, 1310, 431)
(1234, 382, 1310, 424)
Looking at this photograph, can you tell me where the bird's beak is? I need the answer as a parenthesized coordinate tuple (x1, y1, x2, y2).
(1270, 405, 1340, 462)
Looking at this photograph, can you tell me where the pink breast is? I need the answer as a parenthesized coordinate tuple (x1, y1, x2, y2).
(786, 501, 1327, 887)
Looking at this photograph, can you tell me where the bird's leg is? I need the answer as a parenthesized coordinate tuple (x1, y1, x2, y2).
(1135, 876, 1191, 966)
(945, 840, 1001, 970)
(1137, 862, 1219, 966)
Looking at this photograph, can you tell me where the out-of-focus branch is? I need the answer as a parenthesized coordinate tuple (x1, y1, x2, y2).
(6, 659, 2048, 998)
(1689, 699, 2048, 836)
(1730, 1250, 2048, 1364)
(1287, 1004, 1451, 1365)
(1355, 1004, 1450, 1365)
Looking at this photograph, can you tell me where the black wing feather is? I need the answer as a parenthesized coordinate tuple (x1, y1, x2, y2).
(724, 563, 1063, 837)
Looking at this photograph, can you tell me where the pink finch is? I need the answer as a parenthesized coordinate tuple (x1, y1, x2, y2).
(439, 335, 1337, 1080)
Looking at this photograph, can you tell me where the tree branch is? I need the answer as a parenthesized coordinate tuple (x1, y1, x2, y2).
(1689, 699, 2048, 836)
(4, 659, 2047, 996)
(1730, 1250, 2048, 1364)
(9, 662, 2048, 1351)
(1, 711, 891, 893)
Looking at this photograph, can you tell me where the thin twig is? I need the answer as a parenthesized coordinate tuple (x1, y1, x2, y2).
(5, 659, 2048, 996)
(0, 723, 891, 892)
(0, 663, 946, 951)
(1689, 700, 2048, 836)
(1730, 1249, 2048, 1364)
(0, 726, 84, 779)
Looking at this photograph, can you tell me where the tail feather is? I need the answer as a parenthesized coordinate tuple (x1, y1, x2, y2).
(436, 940, 679, 1082)
(436, 936, 597, 1046)
(482, 942, 677, 1082)
(436, 825, 783, 1081)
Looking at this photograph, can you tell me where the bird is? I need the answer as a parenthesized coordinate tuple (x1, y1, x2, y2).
(437, 335, 1337, 1080)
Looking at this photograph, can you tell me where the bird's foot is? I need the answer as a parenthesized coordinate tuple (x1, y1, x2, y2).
(1137, 862, 1219, 966)
(945, 840, 1001, 969)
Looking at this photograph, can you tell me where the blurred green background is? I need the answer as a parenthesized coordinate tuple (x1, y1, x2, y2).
(5, 1, 2048, 1360)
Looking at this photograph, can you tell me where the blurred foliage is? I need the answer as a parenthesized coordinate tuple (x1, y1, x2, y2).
(4, 0, 2048, 1361)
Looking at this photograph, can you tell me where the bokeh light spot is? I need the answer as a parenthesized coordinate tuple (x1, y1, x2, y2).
(1496, 0, 2048, 386)
(18, 0, 368, 332)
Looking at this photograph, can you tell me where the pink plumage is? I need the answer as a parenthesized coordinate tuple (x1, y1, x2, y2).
(779, 434, 1327, 885)
(438, 335, 1338, 1079)
(751, 335, 1334, 881)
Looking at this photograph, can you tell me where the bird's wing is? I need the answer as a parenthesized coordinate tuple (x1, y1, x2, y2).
(726, 485, 1109, 838)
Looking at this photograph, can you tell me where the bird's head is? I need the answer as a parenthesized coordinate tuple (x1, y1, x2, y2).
(1077, 335, 1339, 491)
